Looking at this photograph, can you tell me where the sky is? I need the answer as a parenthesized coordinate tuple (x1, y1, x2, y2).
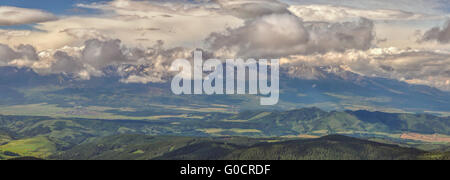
(0, 0, 449, 90)
(0, 0, 105, 14)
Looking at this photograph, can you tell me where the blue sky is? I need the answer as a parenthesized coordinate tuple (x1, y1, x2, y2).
(2, 0, 449, 15)
(0, 0, 107, 14)
(0, 0, 107, 29)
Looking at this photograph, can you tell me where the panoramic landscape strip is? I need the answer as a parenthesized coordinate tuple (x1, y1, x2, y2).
(0, 0, 449, 169)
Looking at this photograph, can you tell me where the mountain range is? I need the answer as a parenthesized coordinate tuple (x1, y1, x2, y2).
(0, 65, 449, 116)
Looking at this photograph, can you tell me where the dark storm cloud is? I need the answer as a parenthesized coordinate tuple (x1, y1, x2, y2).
(0, 44, 19, 63)
(16, 44, 39, 61)
(51, 51, 85, 74)
(420, 19, 450, 44)
(81, 39, 128, 69)
(0, 43, 39, 64)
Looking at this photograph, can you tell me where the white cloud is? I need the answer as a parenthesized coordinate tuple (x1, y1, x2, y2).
(283, 0, 449, 15)
(215, 0, 290, 19)
(0, 6, 57, 26)
(0, 0, 243, 50)
(288, 5, 433, 22)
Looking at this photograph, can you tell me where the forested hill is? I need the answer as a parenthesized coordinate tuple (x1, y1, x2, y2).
(52, 135, 448, 160)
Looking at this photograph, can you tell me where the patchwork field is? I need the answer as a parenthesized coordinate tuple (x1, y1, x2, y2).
(401, 133, 450, 143)
(0, 103, 206, 120)
(199, 128, 262, 135)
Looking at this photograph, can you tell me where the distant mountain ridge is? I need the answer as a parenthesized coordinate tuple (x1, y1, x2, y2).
(0, 65, 449, 114)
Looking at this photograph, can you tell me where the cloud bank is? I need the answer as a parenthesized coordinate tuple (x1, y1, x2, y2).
(207, 13, 374, 58)
(288, 5, 432, 22)
(282, 48, 450, 91)
(0, 0, 448, 91)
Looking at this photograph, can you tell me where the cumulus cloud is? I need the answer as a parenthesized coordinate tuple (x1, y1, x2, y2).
(44, 39, 138, 79)
(81, 39, 129, 69)
(207, 13, 374, 58)
(0, 43, 40, 66)
(118, 43, 199, 83)
(420, 19, 450, 44)
(0, 6, 57, 26)
(51, 51, 85, 74)
(7, 38, 195, 82)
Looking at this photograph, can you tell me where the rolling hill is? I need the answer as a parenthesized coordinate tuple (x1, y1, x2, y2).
(229, 108, 450, 136)
(0, 108, 449, 147)
(0, 108, 449, 160)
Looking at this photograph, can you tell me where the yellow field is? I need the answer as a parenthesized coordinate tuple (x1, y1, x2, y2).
(147, 104, 233, 113)
(199, 128, 262, 134)
(0, 136, 56, 159)
(221, 120, 249, 123)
